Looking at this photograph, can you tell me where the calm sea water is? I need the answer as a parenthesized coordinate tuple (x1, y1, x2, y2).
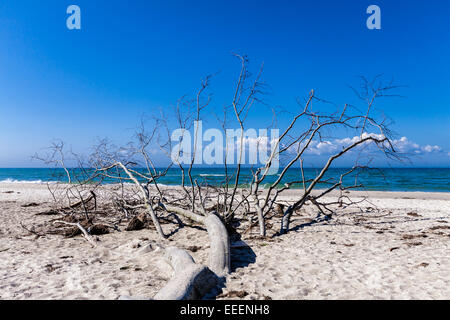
(0, 167, 449, 192)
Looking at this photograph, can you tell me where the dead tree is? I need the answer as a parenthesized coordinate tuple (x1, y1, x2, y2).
(33, 141, 100, 219)
(36, 56, 402, 299)
(169, 57, 399, 237)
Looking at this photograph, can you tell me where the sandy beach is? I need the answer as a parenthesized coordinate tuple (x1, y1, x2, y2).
(0, 183, 449, 300)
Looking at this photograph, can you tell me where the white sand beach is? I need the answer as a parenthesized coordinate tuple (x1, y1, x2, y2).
(0, 183, 449, 300)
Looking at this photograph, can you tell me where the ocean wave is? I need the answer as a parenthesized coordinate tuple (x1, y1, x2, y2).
(0, 178, 55, 184)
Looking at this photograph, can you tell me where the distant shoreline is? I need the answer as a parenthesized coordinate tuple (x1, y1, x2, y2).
(2, 167, 450, 193)
(1, 182, 450, 199)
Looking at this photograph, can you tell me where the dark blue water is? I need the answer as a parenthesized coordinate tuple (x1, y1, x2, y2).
(0, 168, 449, 192)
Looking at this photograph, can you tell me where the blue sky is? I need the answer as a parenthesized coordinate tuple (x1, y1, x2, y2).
(0, 0, 449, 167)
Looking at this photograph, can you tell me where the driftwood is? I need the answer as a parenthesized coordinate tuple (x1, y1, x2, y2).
(63, 191, 96, 210)
(20, 222, 46, 237)
(88, 224, 110, 235)
(21, 203, 40, 208)
(162, 207, 230, 276)
(152, 212, 229, 300)
(53, 220, 97, 247)
(204, 214, 230, 277)
(35, 209, 60, 216)
(153, 247, 219, 300)
(34, 192, 96, 216)
(125, 214, 146, 231)
(33, 61, 402, 300)
(121, 212, 230, 300)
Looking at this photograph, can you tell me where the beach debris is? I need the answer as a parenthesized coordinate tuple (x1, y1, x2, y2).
(129, 239, 159, 253)
(0, 248, 10, 253)
(205, 202, 227, 213)
(53, 220, 97, 247)
(131, 240, 142, 249)
(118, 295, 151, 300)
(429, 225, 450, 231)
(406, 212, 421, 217)
(243, 220, 260, 234)
(87, 224, 110, 235)
(21, 202, 40, 208)
(63, 227, 83, 238)
(125, 213, 147, 231)
(64, 191, 97, 211)
(44, 264, 61, 273)
(406, 242, 423, 247)
(137, 242, 160, 254)
(343, 243, 354, 247)
(218, 290, 249, 299)
(274, 203, 285, 216)
(389, 247, 400, 252)
(20, 222, 46, 238)
(418, 262, 429, 268)
(186, 245, 201, 252)
(35, 209, 61, 216)
(50, 217, 92, 237)
(2, 191, 14, 194)
(401, 234, 427, 240)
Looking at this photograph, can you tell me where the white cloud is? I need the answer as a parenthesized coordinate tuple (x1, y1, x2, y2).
(392, 137, 442, 154)
(285, 133, 446, 157)
(300, 132, 385, 156)
(422, 145, 441, 153)
(335, 132, 385, 146)
(305, 140, 338, 155)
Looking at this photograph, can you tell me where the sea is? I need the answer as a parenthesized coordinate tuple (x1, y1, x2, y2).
(0, 167, 449, 192)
